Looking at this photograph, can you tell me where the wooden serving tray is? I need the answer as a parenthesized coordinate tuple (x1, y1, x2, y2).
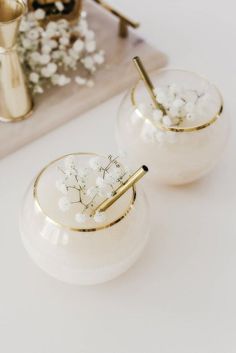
(0, 1, 167, 159)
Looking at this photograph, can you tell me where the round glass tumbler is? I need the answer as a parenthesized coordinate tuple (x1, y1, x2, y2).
(116, 69, 229, 185)
(20, 153, 150, 285)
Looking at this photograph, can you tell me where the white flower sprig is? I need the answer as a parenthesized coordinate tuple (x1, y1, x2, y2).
(56, 155, 130, 225)
(18, 7, 105, 95)
(131, 83, 212, 144)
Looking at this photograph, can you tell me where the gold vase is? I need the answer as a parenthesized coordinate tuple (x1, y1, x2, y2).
(0, 0, 33, 123)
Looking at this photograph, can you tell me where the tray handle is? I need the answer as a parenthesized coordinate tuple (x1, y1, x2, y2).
(92, 0, 140, 38)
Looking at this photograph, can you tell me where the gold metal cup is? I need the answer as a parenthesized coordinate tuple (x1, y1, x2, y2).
(0, 0, 33, 122)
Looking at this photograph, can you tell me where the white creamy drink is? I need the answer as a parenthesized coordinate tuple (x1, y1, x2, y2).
(20, 153, 150, 285)
(117, 69, 229, 185)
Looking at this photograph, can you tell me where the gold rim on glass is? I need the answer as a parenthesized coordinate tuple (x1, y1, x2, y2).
(130, 69, 224, 133)
(33, 153, 137, 233)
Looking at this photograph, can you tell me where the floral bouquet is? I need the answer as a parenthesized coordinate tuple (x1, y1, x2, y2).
(18, 4, 105, 95)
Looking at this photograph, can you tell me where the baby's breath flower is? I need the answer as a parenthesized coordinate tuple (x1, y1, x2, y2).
(55, 155, 132, 225)
(63, 55, 74, 67)
(75, 76, 87, 85)
(42, 44, 52, 54)
(162, 115, 172, 127)
(18, 9, 105, 94)
(96, 176, 106, 188)
(34, 9, 46, 20)
(110, 167, 124, 179)
(94, 211, 106, 224)
(89, 157, 104, 171)
(51, 50, 62, 60)
(29, 72, 39, 84)
(48, 39, 58, 49)
(57, 19, 69, 29)
(34, 85, 44, 94)
(41, 63, 57, 77)
(68, 48, 79, 59)
(55, 1, 64, 12)
(93, 52, 105, 65)
(102, 187, 112, 198)
(59, 36, 70, 46)
(27, 29, 39, 40)
(82, 56, 94, 70)
(75, 212, 88, 224)
(27, 12, 37, 23)
(40, 54, 51, 65)
(168, 107, 179, 118)
(73, 39, 84, 53)
(154, 87, 167, 105)
(46, 21, 58, 32)
(77, 168, 91, 178)
(104, 173, 116, 184)
(77, 20, 88, 36)
(22, 38, 31, 49)
(56, 179, 67, 194)
(19, 20, 30, 32)
(135, 82, 212, 145)
(51, 74, 71, 86)
(173, 98, 185, 109)
(58, 197, 70, 212)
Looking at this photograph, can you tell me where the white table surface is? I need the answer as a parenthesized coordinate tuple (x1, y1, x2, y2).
(1, 0, 236, 352)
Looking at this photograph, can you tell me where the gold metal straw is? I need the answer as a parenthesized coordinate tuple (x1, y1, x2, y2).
(96, 165, 148, 213)
(132, 56, 165, 112)
(133, 56, 158, 108)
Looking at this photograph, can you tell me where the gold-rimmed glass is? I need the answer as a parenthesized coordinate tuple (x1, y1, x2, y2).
(20, 153, 150, 285)
(116, 69, 229, 185)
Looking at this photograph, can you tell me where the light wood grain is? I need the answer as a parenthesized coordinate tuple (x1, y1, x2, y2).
(0, 0, 167, 159)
